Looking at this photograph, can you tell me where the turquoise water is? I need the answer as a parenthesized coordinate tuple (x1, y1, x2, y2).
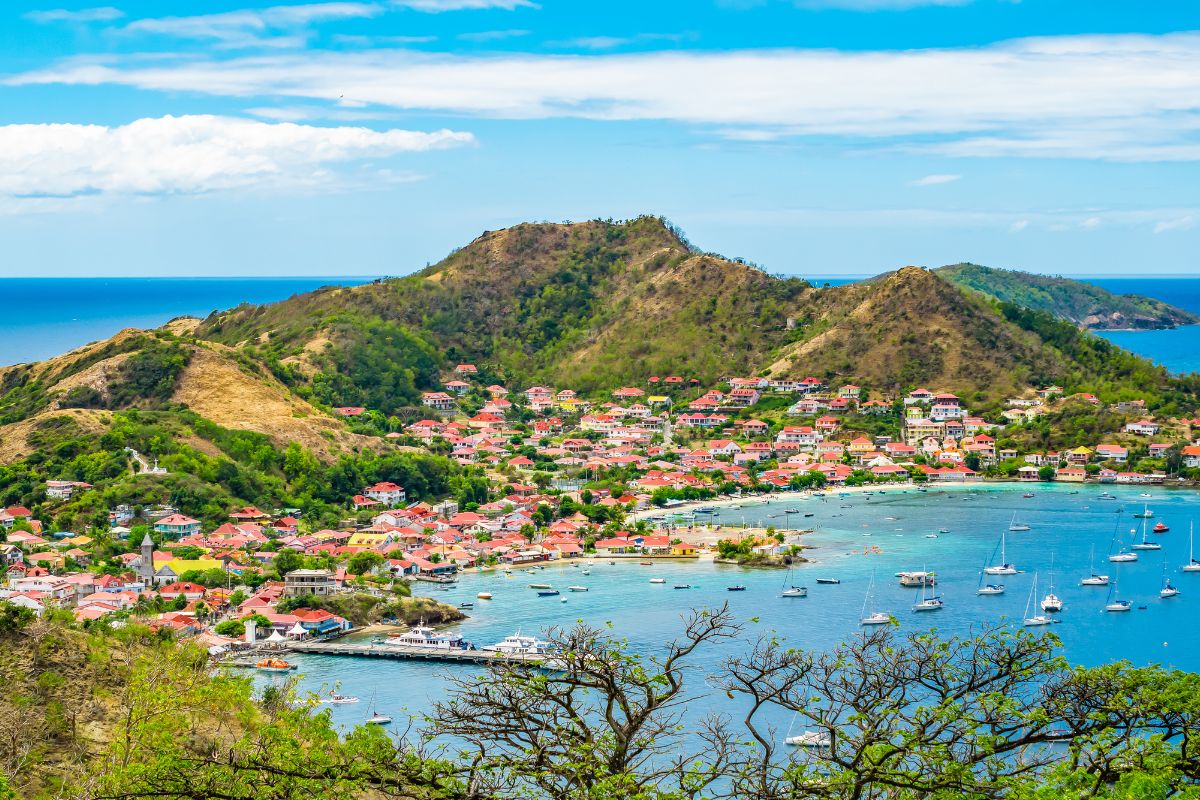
(0, 277, 375, 366)
(1090, 278, 1200, 375)
(268, 483, 1200, 729)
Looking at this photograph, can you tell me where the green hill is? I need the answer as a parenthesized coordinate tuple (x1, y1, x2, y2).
(935, 263, 1198, 330)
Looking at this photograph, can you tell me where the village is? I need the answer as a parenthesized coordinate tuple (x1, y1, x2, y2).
(4, 362, 1200, 653)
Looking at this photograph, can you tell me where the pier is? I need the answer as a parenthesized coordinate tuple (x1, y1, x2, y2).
(286, 641, 549, 664)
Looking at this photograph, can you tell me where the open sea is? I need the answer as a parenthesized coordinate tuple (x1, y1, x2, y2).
(268, 483, 1200, 732)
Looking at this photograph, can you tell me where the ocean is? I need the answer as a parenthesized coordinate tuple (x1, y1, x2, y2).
(0, 277, 376, 367)
(269, 483, 1200, 730)
(1091, 278, 1200, 375)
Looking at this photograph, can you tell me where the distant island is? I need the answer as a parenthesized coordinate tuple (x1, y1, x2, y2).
(936, 263, 1199, 330)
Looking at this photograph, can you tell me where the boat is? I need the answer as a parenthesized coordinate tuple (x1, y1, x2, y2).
(1081, 545, 1109, 586)
(977, 580, 1005, 596)
(537, 589, 561, 597)
(815, 577, 840, 585)
(898, 571, 936, 587)
(363, 691, 391, 725)
(1131, 515, 1162, 551)
(1108, 511, 1139, 562)
(1153, 522, 1169, 533)
(925, 534, 938, 539)
(983, 528, 1018, 575)
(477, 592, 493, 600)
(1040, 571, 1063, 613)
(649, 578, 666, 584)
(567, 585, 589, 592)
(483, 633, 555, 656)
(860, 572, 890, 625)
(727, 585, 747, 592)
(387, 625, 475, 650)
(912, 568, 943, 612)
(528, 583, 552, 589)
(1104, 572, 1132, 612)
(581, 570, 591, 576)
(781, 586, 808, 597)
(323, 692, 360, 705)
(255, 658, 294, 672)
(1022, 492, 1035, 499)
(674, 584, 693, 589)
(1161, 569, 1181, 599)
(1023, 573, 1056, 627)
(458, 602, 474, 609)
(785, 731, 831, 748)
(639, 561, 653, 566)
(1133, 504, 1154, 519)
(1183, 522, 1200, 573)
(1008, 512, 1031, 532)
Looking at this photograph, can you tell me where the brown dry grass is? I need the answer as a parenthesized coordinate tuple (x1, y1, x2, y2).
(0, 408, 111, 462)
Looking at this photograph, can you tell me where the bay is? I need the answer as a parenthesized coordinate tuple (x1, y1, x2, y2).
(0, 277, 375, 366)
(270, 483, 1200, 731)
(1090, 277, 1200, 375)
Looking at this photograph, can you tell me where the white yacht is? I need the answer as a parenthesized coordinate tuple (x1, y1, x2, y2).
(781, 586, 808, 597)
(1131, 515, 1162, 551)
(1104, 573, 1132, 612)
(912, 572, 944, 612)
(1183, 522, 1200, 573)
(386, 625, 474, 650)
(1008, 512, 1031, 532)
(483, 633, 555, 656)
(983, 529, 1018, 575)
(1108, 512, 1138, 562)
(1080, 545, 1109, 586)
(1023, 573, 1056, 627)
(1040, 572, 1063, 613)
(785, 731, 831, 748)
(860, 573, 890, 625)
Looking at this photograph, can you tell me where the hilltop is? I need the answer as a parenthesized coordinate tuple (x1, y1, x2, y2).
(935, 263, 1198, 330)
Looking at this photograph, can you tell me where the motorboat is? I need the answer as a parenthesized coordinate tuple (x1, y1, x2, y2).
(674, 584, 693, 589)
(537, 589, 561, 596)
(815, 578, 840, 585)
(387, 626, 474, 650)
(649, 578, 666, 584)
(567, 585, 589, 592)
(458, 602, 474, 609)
(528, 583, 552, 589)
(323, 692, 360, 705)
(1153, 522, 1169, 533)
(727, 585, 747, 592)
(483, 633, 555, 656)
(785, 731, 831, 748)
(477, 592, 493, 600)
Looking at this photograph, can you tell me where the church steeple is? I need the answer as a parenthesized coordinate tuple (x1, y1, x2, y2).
(139, 532, 155, 584)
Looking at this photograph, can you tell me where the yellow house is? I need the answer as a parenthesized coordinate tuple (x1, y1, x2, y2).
(670, 543, 698, 557)
(347, 532, 390, 548)
(648, 395, 671, 407)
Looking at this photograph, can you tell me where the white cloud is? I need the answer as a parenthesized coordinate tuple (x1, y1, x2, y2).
(123, 3, 382, 47)
(12, 31, 1200, 161)
(24, 6, 124, 24)
(1154, 216, 1195, 234)
(0, 115, 473, 202)
(911, 173, 961, 186)
(1080, 216, 1102, 229)
(1009, 219, 1029, 232)
(390, 0, 537, 10)
(457, 29, 530, 42)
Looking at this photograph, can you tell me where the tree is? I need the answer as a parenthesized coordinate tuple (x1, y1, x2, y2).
(431, 606, 742, 799)
(1039, 464, 1057, 481)
(273, 549, 306, 578)
(346, 551, 384, 577)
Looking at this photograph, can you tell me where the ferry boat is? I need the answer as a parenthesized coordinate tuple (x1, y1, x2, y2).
(386, 625, 474, 650)
(483, 633, 555, 656)
(255, 658, 295, 672)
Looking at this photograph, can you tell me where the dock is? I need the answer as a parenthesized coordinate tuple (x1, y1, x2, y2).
(287, 641, 549, 664)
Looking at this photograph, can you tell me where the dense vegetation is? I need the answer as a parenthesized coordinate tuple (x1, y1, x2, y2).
(938, 262, 1198, 329)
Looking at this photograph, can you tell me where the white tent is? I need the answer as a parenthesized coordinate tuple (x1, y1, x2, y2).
(265, 629, 286, 643)
(287, 622, 308, 638)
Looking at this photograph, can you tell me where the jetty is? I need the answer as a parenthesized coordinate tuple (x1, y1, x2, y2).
(287, 641, 549, 664)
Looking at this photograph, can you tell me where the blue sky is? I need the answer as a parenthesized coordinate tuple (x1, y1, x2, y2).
(1, 1, 1198, 277)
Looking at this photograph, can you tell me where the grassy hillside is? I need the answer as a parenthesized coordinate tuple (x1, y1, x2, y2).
(936, 263, 1198, 330)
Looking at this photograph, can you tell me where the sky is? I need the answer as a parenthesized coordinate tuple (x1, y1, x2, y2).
(1, 1, 1199, 278)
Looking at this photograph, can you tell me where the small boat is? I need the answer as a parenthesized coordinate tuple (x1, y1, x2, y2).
(1133, 505, 1154, 519)
(781, 586, 808, 597)
(1132, 516, 1162, 551)
(255, 658, 294, 672)
(567, 585, 589, 592)
(674, 584, 692, 589)
(727, 585, 747, 592)
(860, 572, 890, 625)
(785, 731, 831, 748)
(925, 534, 938, 539)
(1107, 511, 1138, 562)
(528, 583, 552, 589)
(983, 529, 1018, 575)
(365, 712, 393, 725)
(1161, 577, 1181, 598)
(912, 573, 943, 612)
(1023, 573, 1056, 627)
(477, 592, 493, 600)
(1008, 513, 1031, 532)
(323, 692, 359, 704)
(1104, 572, 1132, 612)
(1022, 492, 1035, 498)
(938, 528, 950, 534)
(537, 589, 560, 597)
(458, 602, 474, 609)
(1183, 522, 1200, 573)
(976, 582, 1005, 596)
(815, 578, 840, 585)
(1080, 545, 1109, 586)
(581, 570, 591, 576)
(1153, 522, 1169, 533)
(640, 561, 653, 566)
(649, 578, 666, 584)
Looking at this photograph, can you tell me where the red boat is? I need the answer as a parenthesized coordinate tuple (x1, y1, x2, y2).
(1153, 522, 1169, 533)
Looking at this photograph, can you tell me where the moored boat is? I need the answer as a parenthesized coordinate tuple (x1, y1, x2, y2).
(255, 658, 294, 672)
(386, 625, 474, 650)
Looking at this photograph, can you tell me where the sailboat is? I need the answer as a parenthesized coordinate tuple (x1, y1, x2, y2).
(912, 568, 944, 612)
(781, 563, 808, 597)
(976, 553, 1005, 595)
(1133, 504, 1154, 519)
(364, 691, 392, 725)
(1108, 511, 1138, 563)
(1023, 573, 1055, 626)
(983, 528, 1018, 575)
(1008, 512, 1031, 532)
(1081, 545, 1109, 586)
(860, 572, 890, 625)
(1104, 571, 1132, 612)
(1040, 570, 1063, 613)
(1182, 522, 1200, 573)
(1160, 568, 1181, 599)
(1131, 512, 1162, 551)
